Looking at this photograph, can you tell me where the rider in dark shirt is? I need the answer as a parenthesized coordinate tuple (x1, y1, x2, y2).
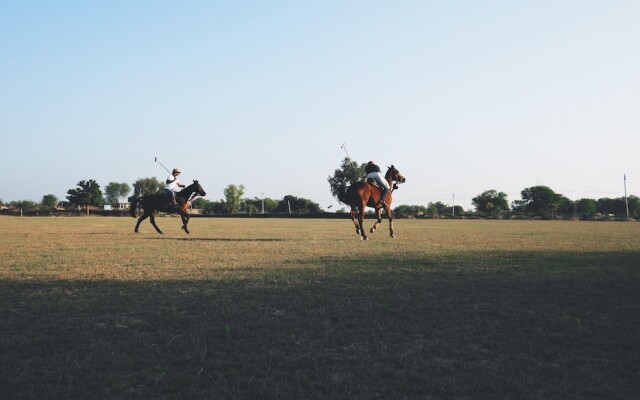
(365, 161, 390, 207)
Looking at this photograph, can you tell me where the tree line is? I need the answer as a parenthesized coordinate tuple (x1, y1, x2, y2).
(328, 158, 639, 220)
(2, 160, 638, 220)
(392, 187, 639, 220)
(0, 178, 323, 216)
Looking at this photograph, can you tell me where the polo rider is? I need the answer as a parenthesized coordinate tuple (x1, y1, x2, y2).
(165, 168, 185, 209)
(365, 161, 390, 208)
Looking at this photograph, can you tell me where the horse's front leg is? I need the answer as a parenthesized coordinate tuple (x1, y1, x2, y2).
(386, 207, 395, 238)
(181, 212, 190, 234)
(134, 214, 148, 233)
(149, 214, 163, 234)
(370, 207, 383, 233)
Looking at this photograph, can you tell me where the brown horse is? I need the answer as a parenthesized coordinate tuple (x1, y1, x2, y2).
(130, 180, 206, 234)
(338, 165, 406, 240)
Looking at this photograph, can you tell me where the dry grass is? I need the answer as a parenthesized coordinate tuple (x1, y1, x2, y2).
(1, 216, 639, 399)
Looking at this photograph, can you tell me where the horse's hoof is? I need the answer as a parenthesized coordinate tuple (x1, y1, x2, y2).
(370, 228, 375, 233)
(390, 234, 395, 238)
(355, 229, 360, 235)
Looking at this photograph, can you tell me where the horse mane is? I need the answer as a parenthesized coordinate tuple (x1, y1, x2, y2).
(177, 181, 195, 194)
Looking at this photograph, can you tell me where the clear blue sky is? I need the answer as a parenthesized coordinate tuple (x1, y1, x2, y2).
(1, 1, 638, 210)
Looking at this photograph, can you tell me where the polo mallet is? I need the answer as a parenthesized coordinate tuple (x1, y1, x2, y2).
(154, 157, 171, 174)
(341, 143, 349, 158)
(154, 157, 196, 203)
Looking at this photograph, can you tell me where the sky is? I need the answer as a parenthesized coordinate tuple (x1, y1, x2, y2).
(1, 1, 639, 211)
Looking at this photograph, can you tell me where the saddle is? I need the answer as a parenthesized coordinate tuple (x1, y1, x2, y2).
(366, 178, 399, 192)
(366, 178, 381, 188)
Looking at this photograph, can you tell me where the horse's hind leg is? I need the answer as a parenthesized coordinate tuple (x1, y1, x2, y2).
(370, 208, 383, 233)
(358, 207, 368, 240)
(149, 214, 163, 234)
(350, 208, 360, 235)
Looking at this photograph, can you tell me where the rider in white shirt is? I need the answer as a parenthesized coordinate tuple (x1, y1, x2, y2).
(165, 168, 185, 209)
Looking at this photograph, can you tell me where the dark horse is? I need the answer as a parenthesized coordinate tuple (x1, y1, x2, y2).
(338, 165, 406, 240)
(130, 180, 206, 234)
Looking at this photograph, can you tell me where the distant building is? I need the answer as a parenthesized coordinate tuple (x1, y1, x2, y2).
(104, 202, 129, 211)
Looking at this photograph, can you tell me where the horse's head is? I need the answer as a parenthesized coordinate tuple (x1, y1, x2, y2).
(192, 180, 207, 196)
(386, 165, 406, 185)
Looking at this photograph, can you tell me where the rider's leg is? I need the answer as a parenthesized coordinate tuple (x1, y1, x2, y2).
(165, 189, 179, 209)
(379, 188, 388, 207)
(374, 175, 389, 207)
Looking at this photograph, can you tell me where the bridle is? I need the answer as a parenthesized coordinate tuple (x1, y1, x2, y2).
(386, 168, 405, 194)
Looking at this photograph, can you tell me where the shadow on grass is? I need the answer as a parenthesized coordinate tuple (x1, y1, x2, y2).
(1, 250, 639, 399)
(142, 237, 288, 242)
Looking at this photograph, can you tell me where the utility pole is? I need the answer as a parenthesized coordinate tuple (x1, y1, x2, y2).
(624, 174, 629, 218)
(261, 193, 265, 214)
(452, 193, 455, 216)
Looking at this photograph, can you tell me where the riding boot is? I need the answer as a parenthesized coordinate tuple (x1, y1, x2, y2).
(170, 195, 180, 211)
(378, 189, 388, 208)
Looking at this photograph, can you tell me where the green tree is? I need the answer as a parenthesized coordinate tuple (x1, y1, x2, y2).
(598, 196, 640, 218)
(10, 200, 40, 211)
(597, 197, 629, 217)
(520, 186, 563, 217)
(104, 182, 131, 207)
(449, 205, 465, 216)
(190, 198, 228, 214)
(191, 198, 208, 210)
(426, 201, 449, 216)
(244, 197, 279, 214)
(66, 180, 104, 214)
(426, 203, 438, 215)
(556, 196, 576, 218)
(132, 177, 164, 198)
(277, 195, 322, 214)
(510, 199, 527, 213)
(628, 195, 640, 219)
(224, 184, 245, 213)
(576, 198, 597, 218)
(41, 194, 58, 210)
(328, 157, 366, 200)
(204, 200, 228, 214)
(394, 204, 429, 218)
(472, 190, 509, 215)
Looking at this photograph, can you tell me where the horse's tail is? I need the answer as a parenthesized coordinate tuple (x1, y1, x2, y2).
(337, 186, 350, 205)
(129, 197, 139, 217)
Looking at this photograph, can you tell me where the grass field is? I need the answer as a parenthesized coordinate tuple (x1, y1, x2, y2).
(1, 216, 639, 399)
